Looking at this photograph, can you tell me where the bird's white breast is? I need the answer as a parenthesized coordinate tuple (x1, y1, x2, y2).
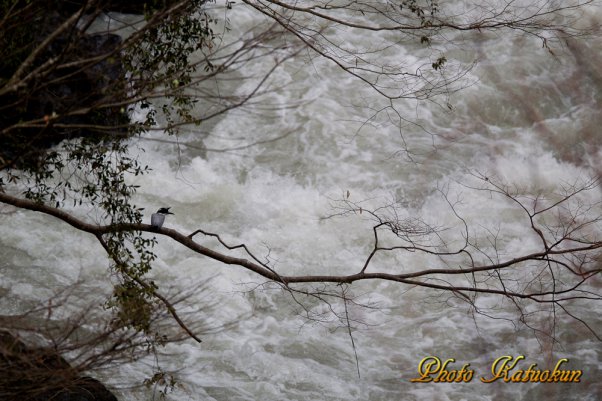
(151, 213, 165, 228)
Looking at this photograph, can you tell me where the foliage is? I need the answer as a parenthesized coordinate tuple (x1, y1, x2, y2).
(124, 0, 216, 133)
(399, 0, 439, 26)
(0, 0, 217, 338)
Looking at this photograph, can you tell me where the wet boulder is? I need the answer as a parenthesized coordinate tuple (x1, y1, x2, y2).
(0, 331, 118, 401)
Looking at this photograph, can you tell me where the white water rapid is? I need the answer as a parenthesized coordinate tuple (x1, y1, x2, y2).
(1, 1, 601, 400)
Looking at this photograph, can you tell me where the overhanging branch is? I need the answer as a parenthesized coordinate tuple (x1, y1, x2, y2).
(1, 191, 600, 296)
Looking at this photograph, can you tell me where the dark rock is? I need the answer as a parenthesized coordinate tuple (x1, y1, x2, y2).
(0, 6, 129, 169)
(48, 377, 118, 401)
(53, 0, 182, 16)
(0, 331, 119, 401)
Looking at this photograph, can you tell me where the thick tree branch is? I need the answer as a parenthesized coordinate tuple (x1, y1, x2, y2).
(1, 191, 599, 298)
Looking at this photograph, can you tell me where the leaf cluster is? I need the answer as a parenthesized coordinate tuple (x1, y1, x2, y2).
(399, 0, 439, 26)
(0, 0, 216, 336)
(125, 0, 216, 133)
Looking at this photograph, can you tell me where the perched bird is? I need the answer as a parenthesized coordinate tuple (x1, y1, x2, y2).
(151, 207, 174, 229)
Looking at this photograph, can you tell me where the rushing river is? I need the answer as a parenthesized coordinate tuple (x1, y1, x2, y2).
(1, 1, 601, 400)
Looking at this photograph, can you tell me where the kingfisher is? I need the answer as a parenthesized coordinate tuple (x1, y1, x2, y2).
(151, 207, 174, 229)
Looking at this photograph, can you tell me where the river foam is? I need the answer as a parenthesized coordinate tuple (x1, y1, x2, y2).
(1, 1, 600, 400)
